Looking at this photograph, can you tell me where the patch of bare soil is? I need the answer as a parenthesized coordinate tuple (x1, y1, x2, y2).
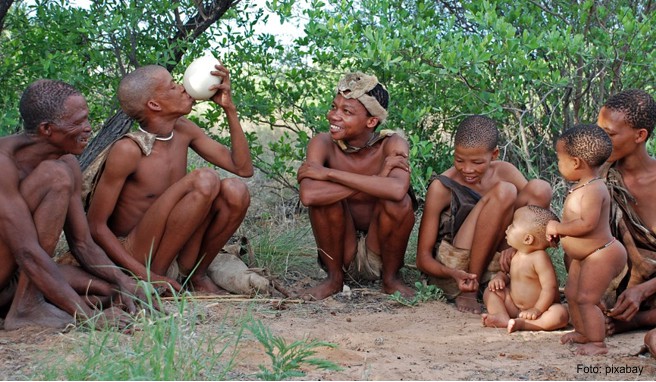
(1, 282, 654, 380)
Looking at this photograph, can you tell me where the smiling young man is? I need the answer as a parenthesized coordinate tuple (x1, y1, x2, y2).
(416, 115, 552, 314)
(297, 72, 416, 300)
(87, 64, 253, 295)
(0, 79, 143, 330)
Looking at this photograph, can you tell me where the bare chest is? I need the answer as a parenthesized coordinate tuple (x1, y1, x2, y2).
(326, 145, 385, 175)
(129, 143, 188, 195)
(623, 175, 656, 232)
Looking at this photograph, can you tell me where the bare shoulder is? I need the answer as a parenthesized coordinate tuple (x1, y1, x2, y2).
(173, 116, 207, 141)
(105, 136, 143, 172)
(491, 160, 527, 185)
(59, 154, 82, 174)
(530, 249, 555, 269)
(306, 133, 333, 156)
(382, 133, 409, 153)
(0, 152, 18, 184)
(425, 173, 452, 204)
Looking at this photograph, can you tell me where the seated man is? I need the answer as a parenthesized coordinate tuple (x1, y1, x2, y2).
(87, 63, 253, 294)
(416, 115, 552, 314)
(297, 72, 416, 300)
(598, 89, 656, 356)
(0, 79, 142, 330)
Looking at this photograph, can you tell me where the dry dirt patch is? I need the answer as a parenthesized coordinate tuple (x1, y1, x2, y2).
(1, 286, 654, 380)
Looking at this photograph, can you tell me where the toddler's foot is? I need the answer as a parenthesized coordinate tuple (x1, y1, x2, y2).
(645, 329, 656, 359)
(575, 342, 608, 356)
(560, 331, 588, 344)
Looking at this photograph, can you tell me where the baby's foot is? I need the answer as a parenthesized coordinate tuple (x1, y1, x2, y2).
(481, 313, 508, 328)
(507, 318, 523, 333)
(560, 331, 588, 344)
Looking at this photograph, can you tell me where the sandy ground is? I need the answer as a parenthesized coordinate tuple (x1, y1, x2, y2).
(0, 284, 654, 381)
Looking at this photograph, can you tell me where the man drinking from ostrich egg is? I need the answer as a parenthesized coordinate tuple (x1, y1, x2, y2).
(86, 57, 254, 294)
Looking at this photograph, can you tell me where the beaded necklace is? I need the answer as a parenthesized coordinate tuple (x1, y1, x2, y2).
(568, 176, 601, 194)
(138, 126, 174, 141)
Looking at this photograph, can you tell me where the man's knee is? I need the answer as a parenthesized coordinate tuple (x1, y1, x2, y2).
(188, 168, 221, 199)
(219, 178, 250, 210)
(379, 194, 414, 217)
(522, 179, 552, 207)
(30, 160, 75, 197)
(485, 181, 517, 207)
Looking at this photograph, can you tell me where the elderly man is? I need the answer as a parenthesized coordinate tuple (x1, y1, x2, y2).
(0, 79, 142, 330)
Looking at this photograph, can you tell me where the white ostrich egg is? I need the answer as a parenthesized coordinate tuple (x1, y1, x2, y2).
(183, 54, 222, 100)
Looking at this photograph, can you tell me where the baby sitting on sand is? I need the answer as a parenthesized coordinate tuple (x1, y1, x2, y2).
(482, 205, 569, 333)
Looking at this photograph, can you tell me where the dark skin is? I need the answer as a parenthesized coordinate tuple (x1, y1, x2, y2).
(297, 94, 415, 300)
(597, 106, 656, 342)
(87, 64, 253, 295)
(416, 144, 552, 314)
(0, 94, 143, 330)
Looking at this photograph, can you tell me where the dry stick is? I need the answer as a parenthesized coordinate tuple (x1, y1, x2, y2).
(159, 294, 304, 303)
(271, 279, 292, 298)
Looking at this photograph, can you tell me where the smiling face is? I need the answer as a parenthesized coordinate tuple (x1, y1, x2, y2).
(597, 106, 644, 163)
(453, 144, 498, 185)
(47, 95, 92, 155)
(326, 94, 378, 146)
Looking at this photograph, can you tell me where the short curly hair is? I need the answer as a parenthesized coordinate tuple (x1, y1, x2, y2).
(604, 89, 656, 138)
(520, 205, 560, 246)
(19, 79, 81, 134)
(454, 115, 499, 151)
(118, 65, 167, 124)
(558, 123, 612, 167)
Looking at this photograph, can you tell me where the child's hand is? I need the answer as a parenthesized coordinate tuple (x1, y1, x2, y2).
(488, 276, 506, 291)
(545, 221, 559, 244)
(519, 308, 542, 320)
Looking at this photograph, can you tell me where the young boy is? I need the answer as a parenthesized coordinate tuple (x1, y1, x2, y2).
(416, 115, 552, 313)
(547, 123, 627, 355)
(482, 205, 569, 333)
(297, 72, 415, 300)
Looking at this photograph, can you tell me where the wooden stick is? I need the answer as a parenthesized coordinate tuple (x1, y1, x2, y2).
(159, 294, 304, 304)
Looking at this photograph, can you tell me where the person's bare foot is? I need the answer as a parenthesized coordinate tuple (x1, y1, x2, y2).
(298, 278, 343, 301)
(456, 292, 482, 314)
(560, 331, 588, 344)
(605, 315, 639, 336)
(4, 300, 74, 330)
(481, 313, 508, 328)
(645, 328, 656, 359)
(575, 342, 608, 355)
(189, 275, 229, 295)
(382, 279, 415, 299)
(507, 318, 523, 333)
